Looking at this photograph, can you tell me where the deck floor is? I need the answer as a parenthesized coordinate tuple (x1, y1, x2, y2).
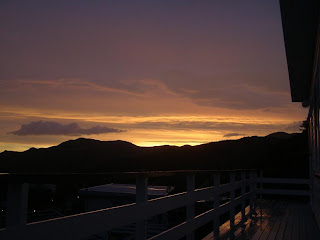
(203, 200, 320, 240)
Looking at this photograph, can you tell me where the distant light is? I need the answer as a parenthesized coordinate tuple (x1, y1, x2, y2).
(51, 199, 54, 202)
(77, 196, 80, 199)
(1, 210, 3, 212)
(33, 210, 36, 213)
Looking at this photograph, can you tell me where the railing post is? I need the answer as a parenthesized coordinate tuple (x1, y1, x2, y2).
(136, 176, 148, 240)
(259, 170, 263, 202)
(6, 182, 29, 229)
(229, 172, 235, 237)
(249, 171, 254, 219)
(241, 171, 246, 222)
(213, 173, 220, 239)
(259, 170, 263, 218)
(186, 174, 195, 240)
(253, 171, 257, 211)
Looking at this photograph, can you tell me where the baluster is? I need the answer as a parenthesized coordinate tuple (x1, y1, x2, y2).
(249, 171, 254, 219)
(213, 173, 220, 239)
(253, 171, 257, 212)
(241, 171, 246, 222)
(259, 170, 263, 218)
(259, 171, 263, 202)
(136, 176, 148, 240)
(230, 172, 235, 236)
(186, 174, 195, 240)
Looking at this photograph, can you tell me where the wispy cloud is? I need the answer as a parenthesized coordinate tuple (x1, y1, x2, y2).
(18, 79, 142, 96)
(1, 77, 295, 114)
(10, 121, 125, 136)
(223, 133, 245, 138)
(126, 120, 302, 133)
(283, 121, 302, 132)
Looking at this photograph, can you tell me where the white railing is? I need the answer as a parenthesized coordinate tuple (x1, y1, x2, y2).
(257, 176, 311, 197)
(0, 170, 311, 240)
(0, 170, 258, 240)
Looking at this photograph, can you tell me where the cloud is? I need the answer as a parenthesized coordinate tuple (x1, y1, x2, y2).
(159, 71, 291, 110)
(126, 120, 301, 133)
(17, 79, 142, 97)
(179, 83, 290, 110)
(283, 121, 302, 132)
(10, 121, 125, 136)
(223, 133, 245, 138)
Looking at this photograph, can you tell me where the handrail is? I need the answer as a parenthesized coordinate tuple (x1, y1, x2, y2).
(257, 177, 310, 184)
(0, 169, 258, 175)
(0, 169, 258, 183)
(258, 189, 309, 196)
(0, 170, 257, 240)
(257, 177, 311, 197)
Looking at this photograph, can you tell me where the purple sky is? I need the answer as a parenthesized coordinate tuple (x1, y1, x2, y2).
(0, 0, 307, 151)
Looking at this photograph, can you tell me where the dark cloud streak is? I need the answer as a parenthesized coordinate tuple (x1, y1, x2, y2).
(223, 133, 245, 138)
(10, 121, 125, 136)
(127, 120, 302, 133)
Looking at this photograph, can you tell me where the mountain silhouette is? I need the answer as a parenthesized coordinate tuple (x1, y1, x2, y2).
(0, 132, 308, 177)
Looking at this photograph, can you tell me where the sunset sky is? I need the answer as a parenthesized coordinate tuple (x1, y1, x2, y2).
(0, 0, 307, 152)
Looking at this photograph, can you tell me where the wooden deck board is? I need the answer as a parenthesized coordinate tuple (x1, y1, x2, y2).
(231, 200, 272, 240)
(237, 200, 275, 240)
(267, 205, 288, 240)
(202, 200, 320, 240)
(299, 207, 306, 240)
(258, 204, 280, 240)
(202, 205, 252, 240)
(305, 204, 320, 239)
(266, 213, 283, 240)
(283, 206, 294, 240)
(274, 207, 289, 240)
(291, 207, 299, 240)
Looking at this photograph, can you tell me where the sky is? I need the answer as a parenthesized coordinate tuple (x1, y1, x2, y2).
(0, 0, 307, 152)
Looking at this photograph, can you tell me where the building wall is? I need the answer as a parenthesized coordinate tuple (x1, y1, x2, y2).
(309, 31, 320, 227)
(314, 175, 320, 227)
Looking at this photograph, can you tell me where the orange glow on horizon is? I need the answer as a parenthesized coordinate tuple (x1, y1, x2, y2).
(0, 104, 305, 125)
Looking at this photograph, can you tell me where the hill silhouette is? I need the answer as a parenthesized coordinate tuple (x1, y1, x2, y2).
(0, 132, 308, 177)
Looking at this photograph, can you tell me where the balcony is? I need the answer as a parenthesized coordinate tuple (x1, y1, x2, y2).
(0, 170, 319, 240)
